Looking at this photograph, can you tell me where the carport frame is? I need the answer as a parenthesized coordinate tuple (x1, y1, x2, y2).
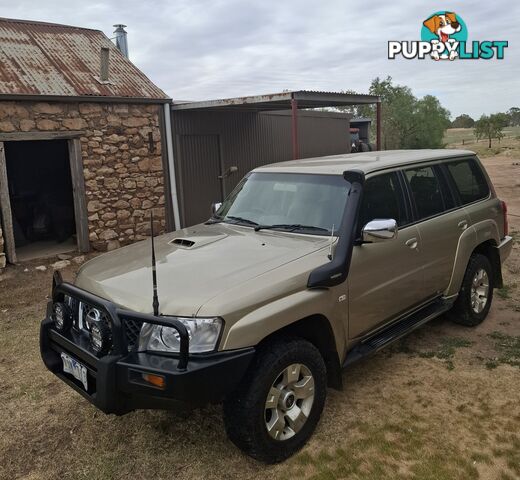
(0, 131, 89, 264)
(172, 90, 382, 160)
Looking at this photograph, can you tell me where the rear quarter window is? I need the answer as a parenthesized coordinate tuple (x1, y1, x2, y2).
(446, 158, 490, 204)
(404, 166, 445, 220)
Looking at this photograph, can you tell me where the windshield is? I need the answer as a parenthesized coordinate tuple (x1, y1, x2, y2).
(215, 172, 350, 235)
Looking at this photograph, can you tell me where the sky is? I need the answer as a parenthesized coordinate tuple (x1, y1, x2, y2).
(1, 0, 519, 118)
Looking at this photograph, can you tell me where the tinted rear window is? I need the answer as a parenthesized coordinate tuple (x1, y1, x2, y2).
(404, 166, 445, 220)
(446, 159, 490, 204)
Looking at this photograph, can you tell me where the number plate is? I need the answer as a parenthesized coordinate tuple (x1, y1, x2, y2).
(61, 352, 88, 391)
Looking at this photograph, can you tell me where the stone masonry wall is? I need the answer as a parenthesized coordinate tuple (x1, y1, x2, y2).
(0, 100, 166, 255)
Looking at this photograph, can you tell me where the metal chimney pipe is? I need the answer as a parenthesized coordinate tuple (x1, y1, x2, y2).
(100, 47, 110, 81)
(113, 24, 129, 58)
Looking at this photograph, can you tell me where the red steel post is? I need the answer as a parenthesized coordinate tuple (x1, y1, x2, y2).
(376, 101, 382, 151)
(291, 98, 299, 160)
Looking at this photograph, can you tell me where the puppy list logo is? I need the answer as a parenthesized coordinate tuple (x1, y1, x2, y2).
(388, 11, 508, 61)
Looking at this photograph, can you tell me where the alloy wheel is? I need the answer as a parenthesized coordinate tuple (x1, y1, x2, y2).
(264, 363, 315, 441)
(470, 268, 489, 314)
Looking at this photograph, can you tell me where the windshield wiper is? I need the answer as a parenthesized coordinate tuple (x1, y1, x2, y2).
(254, 224, 330, 233)
(225, 216, 259, 226)
(205, 214, 223, 224)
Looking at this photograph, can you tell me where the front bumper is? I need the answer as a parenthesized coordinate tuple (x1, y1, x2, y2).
(497, 235, 513, 264)
(40, 317, 255, 415)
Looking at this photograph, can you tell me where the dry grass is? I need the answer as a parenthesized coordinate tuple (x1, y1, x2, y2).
(0, 153, 519, 480)
(444, 126, 520, 158)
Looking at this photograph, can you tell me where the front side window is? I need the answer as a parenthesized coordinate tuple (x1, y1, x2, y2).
(446, 158, 490, 204)
(216, 172, 350, 234)
(359, 172, 409, 228)
(404, 166, 445, 220)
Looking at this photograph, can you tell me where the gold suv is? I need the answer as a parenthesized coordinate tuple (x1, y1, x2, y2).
(41, 149, 512, 463)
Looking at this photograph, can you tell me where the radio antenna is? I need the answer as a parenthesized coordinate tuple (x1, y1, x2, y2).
(328, 224, 335, 261)
(150, 212, 160, 316)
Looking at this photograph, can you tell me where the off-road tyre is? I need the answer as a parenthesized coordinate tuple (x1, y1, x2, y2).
(449, 253, 494, 326)
(223, 337, 327, 463)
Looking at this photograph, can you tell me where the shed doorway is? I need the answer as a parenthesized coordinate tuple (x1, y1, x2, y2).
(177, 134, 224, 227)
(0, 138, 87, 262)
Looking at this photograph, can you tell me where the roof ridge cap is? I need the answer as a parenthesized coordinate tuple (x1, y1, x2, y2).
(0, 17, 102, 32)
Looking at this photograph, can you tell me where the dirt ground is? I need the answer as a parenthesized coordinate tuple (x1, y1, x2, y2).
(0, 152, 518, 480)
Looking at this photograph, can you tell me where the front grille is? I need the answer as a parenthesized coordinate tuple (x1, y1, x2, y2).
(124, 318, 143, 351)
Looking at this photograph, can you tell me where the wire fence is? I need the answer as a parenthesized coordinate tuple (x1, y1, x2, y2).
(445, 129, 520, 146)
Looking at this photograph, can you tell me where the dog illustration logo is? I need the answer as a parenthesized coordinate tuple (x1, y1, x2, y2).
(388, 11, 508, 61)
(422, 12, 463, 60)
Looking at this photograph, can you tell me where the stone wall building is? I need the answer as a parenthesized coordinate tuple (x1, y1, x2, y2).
(0, 18, 177, 268)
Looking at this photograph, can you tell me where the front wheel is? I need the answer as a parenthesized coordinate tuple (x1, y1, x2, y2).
(223, 338, 327, 463)
(449, 253, 494, 326)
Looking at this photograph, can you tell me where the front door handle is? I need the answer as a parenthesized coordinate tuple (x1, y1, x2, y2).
(458, 220, 468, 230)
(405, 237, 418, 249)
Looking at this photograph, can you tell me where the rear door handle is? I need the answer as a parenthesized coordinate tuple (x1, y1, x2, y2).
(405, 237, 418, 249)
(458, 220, 468, 230)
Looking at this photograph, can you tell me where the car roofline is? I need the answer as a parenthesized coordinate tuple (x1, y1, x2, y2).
(252, 149, 475, 176)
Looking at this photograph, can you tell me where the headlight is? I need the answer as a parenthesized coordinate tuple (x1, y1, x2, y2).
(138, 317, 222, 353)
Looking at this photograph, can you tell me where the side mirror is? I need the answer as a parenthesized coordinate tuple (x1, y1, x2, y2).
(218, 166, 238, 179)
(211, 202, 222, 215)
(362, 219, 398, 243)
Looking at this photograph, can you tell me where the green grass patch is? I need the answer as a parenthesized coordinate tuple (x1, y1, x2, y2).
(291, 418, 481, 480)
(497, 284, 517, 299)
(391, 336, 473, 370)
(486, 332, 520, 368)
(418, 337, 473, 369)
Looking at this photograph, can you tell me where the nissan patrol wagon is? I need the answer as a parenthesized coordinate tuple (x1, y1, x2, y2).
(41, 149, 512, 463)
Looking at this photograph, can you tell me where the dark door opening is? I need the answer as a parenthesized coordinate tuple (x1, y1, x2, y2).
(4, 140, 77, 261)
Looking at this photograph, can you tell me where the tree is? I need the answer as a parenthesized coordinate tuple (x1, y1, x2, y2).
(337, 77, 451, 149)
(335, 89, 374, 119)
(507, 107, 520, 126)
(368, 77, 418, 149)
(409, 95, 451, 149)
(474, 114, 505, 148)
(346, 77, 450, 149)
(451, 114, 475, 128)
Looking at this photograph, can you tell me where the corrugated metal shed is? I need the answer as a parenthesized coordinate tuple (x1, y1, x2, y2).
(171, 109, 350, 226)
(0, 17, 169, 100)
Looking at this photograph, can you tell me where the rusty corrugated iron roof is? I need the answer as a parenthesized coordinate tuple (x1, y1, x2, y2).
(0, 17, 169, 101)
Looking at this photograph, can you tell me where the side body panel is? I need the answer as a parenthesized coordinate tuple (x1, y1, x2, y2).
(443, 155, 503, 297)
(472, 156, 505, 239)
(348, 225, 424, 338)
(415, 208, 470, 298)
(445, 216, 501, 296)
(464, 198, 503, 238)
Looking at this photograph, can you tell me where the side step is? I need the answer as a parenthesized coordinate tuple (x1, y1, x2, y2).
(343, 298, 452, 367)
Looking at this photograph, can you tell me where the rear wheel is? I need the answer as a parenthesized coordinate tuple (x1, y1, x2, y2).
(223, 338, 327, 463)
(449, 253, 494, 326)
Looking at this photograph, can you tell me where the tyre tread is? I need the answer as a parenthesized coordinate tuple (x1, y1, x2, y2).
(223, 337, 326, 463)
(449, 253, 493, 327)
